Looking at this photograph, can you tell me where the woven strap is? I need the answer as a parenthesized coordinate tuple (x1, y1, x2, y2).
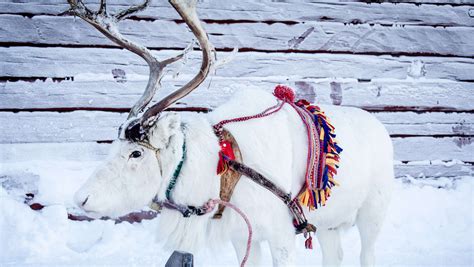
(288, 103, 322, 191)
(213, 101, 285, 139)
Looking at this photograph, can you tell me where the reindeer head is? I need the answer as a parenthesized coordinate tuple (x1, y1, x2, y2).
(70, 0, 213, 218)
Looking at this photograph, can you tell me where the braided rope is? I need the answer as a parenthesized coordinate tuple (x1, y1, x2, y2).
(213, 101, 285, 139)
(204, 199, 253, 267)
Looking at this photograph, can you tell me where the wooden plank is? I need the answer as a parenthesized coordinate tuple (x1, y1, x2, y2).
(394, 162, 473, 178)
(1, 142, 471, 179)
(375, 112, 474, 136)
(1, 79, 474, 112)
(0, 111, 471, 144)
(0, 111, 125, 144)
(1, 111, 473, 161)
(359, 1, 474, 4)
(0, 142, 109, 163)
(1, 15, 473, 56)
(1, 47, 473, 81)
(392, 136, 473, 161)
(0, 1, 472, 27)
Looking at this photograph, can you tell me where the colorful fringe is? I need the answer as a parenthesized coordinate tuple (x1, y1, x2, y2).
(294, 99, 343, 210)
(273, 84, 343, 211)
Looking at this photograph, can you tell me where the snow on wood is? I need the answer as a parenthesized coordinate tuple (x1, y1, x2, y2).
(395, 162, 473, 178)
(375, 112, 474, 136)
(0, 1, 471, 181)
(1, 111, 472, 143)
(1, 111, 472, 162)
(392, 137, 473, 162)
(1, 47, 473, 81)
(0, 142, 109, 163)
(1, 79, 473, 112)
(1, 141, 471, 179)
(1, 1, 472, 27)
(1, 15, 473, 56)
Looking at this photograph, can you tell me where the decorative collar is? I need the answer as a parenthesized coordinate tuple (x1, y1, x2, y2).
(165, 139, 186, 201)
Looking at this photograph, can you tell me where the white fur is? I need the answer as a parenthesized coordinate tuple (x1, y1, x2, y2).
(74, 89, 394, 266)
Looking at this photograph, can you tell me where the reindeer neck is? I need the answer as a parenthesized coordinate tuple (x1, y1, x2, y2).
(164, 115, 221, 207)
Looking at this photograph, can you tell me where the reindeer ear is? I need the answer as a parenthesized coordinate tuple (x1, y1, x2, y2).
(148, 112, 182, 149)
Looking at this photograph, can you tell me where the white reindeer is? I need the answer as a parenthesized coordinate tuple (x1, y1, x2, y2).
(69, 0, 394, 266)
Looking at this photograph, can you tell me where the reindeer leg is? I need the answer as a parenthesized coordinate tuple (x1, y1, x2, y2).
(232, 239, 262, 266)
(317, 228, 344, 267)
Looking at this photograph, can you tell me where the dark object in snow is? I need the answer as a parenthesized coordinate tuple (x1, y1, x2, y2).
(67, 210, 158, 223)
(24, 193, 35, 203)
(26, 196, 158, 223)
(29, 203, 44, 210)
(165, 251, 193, 267)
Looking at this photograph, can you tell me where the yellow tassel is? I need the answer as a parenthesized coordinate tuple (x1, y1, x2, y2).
(300, 191, 309, 207)
(329, 177, 340, 187)
(320, 190, 326, 206)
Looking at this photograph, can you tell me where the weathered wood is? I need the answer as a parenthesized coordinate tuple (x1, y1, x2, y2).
(0, 142, 110, 163)
(1, 142, 471, 179)
(1, 47, 473, 81)
(0, 1, 472, 27)
(0, 0, 471, 182)
(375, 112, 474, 136)
(1, 15, 473, 56)
(0, 111, 124, 143)
(1, 79, 473, 112)
(1, 111, 473, 161)
(394, 162, 473, 178)
(1, 111, 471, 144)
(392, 137, 473, 161)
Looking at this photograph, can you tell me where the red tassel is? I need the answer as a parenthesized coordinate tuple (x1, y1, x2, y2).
(274, 85, 296, 103)
(216, 140, 235, 174)
(305, 236, 313, 249)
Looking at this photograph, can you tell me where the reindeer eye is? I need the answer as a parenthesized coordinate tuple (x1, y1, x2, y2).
(130, 150, 142, 158)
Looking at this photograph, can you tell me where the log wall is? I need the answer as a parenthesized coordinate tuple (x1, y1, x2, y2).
(1, 0, 473, 178)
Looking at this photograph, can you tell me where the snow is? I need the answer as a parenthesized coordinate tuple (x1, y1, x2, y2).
(0, 159, 472, 266)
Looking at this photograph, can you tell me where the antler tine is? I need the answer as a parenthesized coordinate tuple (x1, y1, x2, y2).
(67, 0, 186, 119)
(97, 0, 106, 14)
(115, 1, 150, 20)
(140, 0, 213, 127)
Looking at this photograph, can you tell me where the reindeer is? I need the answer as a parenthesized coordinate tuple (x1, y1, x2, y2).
(69, 0, 394, 266)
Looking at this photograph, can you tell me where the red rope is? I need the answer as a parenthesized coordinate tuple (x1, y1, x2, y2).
(204, 199, 253, 267)
(213, 101, 285, 139)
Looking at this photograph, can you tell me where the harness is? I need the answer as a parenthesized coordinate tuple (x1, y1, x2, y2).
(141, 85, 342, 251)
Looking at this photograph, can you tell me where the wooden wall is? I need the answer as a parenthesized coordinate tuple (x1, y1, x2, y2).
(1, 0, 473, 179)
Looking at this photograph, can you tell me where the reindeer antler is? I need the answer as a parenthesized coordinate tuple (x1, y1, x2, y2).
(140, 0, 214, 127)
(67, 0, 188, 119)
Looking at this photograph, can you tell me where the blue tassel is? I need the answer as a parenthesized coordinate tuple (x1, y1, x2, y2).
(322, 168, 329, 188)
(312, 190, 317, 208)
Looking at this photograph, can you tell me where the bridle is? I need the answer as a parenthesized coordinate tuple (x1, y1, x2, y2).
(132, 126, 211, 218)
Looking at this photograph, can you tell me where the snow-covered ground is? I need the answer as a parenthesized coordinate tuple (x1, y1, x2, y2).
(0, 160, 472, 266)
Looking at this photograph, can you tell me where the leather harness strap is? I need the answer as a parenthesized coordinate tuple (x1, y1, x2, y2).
(225, 159, 292, 205)
(212, 129, 243, 219)
(213, 128, 316, 236)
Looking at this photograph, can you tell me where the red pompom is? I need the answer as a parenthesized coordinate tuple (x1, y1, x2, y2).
(274, 85, 296, 103)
